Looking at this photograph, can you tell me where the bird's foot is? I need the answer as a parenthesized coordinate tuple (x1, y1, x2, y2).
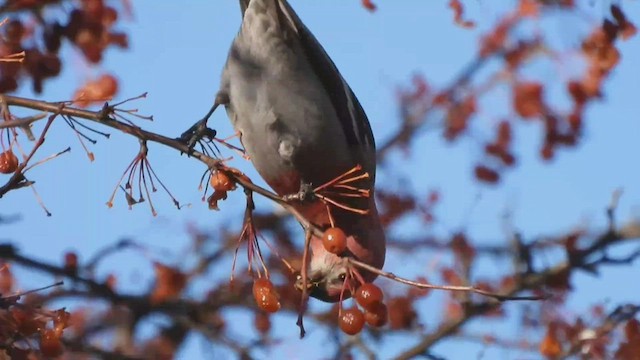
(178, 118, 217, 151)
(282, 181, 316, 203)
(178, 92, 228, 152)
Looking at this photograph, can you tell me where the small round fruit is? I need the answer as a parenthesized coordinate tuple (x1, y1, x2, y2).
(339, 308, 365, 335)
(210, 171, 235, 192)
(40, 329, 64, 357)
(0, 150, 19, 174)
(355, 283, 384, 311)
(364, 302, 388, 327)
(322, 227, 347, 254)
(252, 278, 281, 313)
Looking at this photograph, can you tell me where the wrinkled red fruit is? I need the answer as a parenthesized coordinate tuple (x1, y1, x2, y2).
(0, 151, 19, 174)
(210, 171, 235, 192)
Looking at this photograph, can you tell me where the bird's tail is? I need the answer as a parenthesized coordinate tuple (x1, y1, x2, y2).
(239, 0, 292, 21)
(239, 0, 250, 16)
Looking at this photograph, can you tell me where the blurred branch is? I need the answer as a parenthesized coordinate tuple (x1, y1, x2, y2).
(558, 304, 640, 360)
(393, 203, 640, 360)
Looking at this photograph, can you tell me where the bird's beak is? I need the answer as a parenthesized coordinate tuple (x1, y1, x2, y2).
(294, 273, 319, 292)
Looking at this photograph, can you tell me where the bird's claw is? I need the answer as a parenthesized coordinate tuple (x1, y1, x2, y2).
(178, 119, 217, 152)
(282, 181, 315, 203)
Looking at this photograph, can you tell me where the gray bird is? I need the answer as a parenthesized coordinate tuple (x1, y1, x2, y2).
(191, 0, 386, 302)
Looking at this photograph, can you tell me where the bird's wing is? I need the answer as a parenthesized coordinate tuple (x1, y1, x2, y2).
(275, 0, 377, 173)
(239, 0, 250, 16)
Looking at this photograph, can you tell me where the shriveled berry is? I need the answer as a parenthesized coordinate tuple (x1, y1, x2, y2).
(364, 302, 388, 327)
(322, 227, 347, 254)
(210, 171, 235, 192)
(339, 308, 365, 335)
(0, 150, 19, 174)
(355, 283, 384, 311)
(252, 278, 281, 313)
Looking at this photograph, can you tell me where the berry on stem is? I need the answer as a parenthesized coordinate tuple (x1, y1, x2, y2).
(355, 283, 384, 311)
(364, 302, 388, 327)
(322, 227, 347, 254)
(210, 170, 235, 192)
(339, 307, 365, 335)
(252, 278, 281, 313)
(0, 150, 19, 174)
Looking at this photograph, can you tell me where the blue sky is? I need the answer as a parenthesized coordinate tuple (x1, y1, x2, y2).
(3, 1, 640, 359)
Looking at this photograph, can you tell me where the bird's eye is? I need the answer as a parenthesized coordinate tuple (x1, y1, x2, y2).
(338, 273, 347, 281)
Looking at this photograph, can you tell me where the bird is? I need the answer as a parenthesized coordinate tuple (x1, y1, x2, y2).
(188, 0, 386, 302)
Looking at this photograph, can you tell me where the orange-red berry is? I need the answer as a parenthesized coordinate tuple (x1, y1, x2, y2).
(364, 302, 388, 327)
(210, 171, 235, 192)
(339, 308, 365, 335)
(322, 227, 347, 254)
(355, 283, 384, 311)
(0, 150, 19, 174)
(252, 278, 281, 313)
(40, 329, 64, 357)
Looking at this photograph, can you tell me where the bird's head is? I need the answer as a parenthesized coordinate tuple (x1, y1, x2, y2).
(295, 256, 351, 302)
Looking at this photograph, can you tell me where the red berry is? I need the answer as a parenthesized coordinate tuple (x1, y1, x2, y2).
(339, 308, 365, 335)
(355, 283, 384, 311)
(0, 150, 19, 174)
(364, 302, 388, 327)
(40, 329, 64, 357)
(252, 278, 281, 313)
(254, 312, 271, 335)
(322, 227, 347, 254)
(210, 171, 235, 192)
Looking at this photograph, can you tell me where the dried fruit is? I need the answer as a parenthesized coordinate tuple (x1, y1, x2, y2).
(322, 227, 347, 254)
(0, 150, 19, 174)
(210, 171, 235, 192)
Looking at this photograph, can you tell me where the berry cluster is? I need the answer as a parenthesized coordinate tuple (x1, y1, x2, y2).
(0, 0, 128, 94)
(339, 283, 388, 335)
(5, 306, 71, 358)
